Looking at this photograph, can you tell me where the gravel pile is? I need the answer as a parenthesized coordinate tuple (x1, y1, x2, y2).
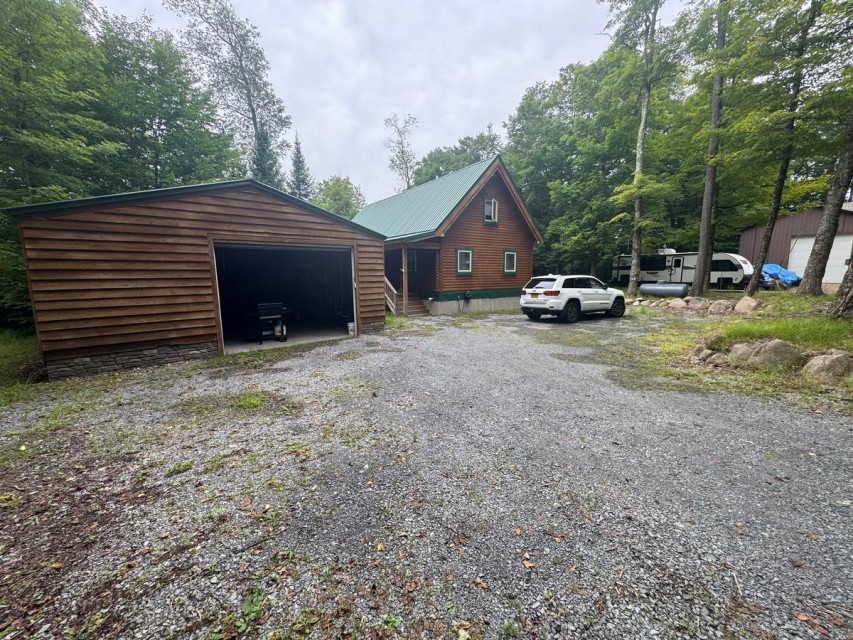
(1, 313, 850, 639)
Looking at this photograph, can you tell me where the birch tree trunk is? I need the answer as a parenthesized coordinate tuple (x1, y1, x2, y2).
(627, 2, 659, 297)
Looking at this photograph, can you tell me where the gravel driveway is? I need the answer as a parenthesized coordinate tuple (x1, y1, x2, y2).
(1, 313, 851, 639)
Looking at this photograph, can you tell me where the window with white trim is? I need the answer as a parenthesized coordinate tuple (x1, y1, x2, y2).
(484, 198, 498, 223)
(457, 248, 473, 274)
(504, 250, 517, 274)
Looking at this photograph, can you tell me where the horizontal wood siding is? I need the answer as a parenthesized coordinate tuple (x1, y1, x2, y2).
(18, 185, 385, 361)
(438, 174, 535, 292)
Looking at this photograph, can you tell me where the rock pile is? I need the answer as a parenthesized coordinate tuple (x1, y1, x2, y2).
(689, 338, 853, 385)
(632, 295, 759, 315)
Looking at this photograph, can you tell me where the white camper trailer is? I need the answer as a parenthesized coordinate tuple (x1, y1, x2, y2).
(611, 249, 755, 288)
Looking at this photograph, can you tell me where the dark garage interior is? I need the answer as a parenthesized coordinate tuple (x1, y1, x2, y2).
(214, 243, 354, 350)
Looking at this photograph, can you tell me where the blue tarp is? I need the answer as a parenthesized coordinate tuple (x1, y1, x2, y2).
(762, 263, 801, 286)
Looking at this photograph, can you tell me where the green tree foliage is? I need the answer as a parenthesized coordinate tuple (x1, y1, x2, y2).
(0, 0, 245, 328)
(311, 176, 366, 220)
(93, 11, 240, 192)
(286, 134, 315, 200)
(412, 125, 502, 186)
(164, 0, 291, 173)
(503, 0, 851, 285)
(0, 0, 115, 327)
(249, 122, 283, 188)
(0, 0, 117, 206)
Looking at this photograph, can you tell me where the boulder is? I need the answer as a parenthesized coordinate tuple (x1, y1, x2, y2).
(689, 344, 707, 358)
(698, 349, 715, 362)
(802, 353, 853, 384)
(709, 299, 735, 315)
(734, 296, 761, 314)
(728, 343, 756, 367)
(687, 297, 711, 311)
(657, 300, 668, 308)
(633, 300, 641, 306)
(706, 353, 729, 366)
(746, 339, 804, 370)
(640, 300, 652, 306)
(705, 333, 724, 350)
(668, 298, 688, 310)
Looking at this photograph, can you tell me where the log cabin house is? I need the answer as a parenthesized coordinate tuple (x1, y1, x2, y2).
(352, 156, 543, 315)
(9, 180, 386, 379)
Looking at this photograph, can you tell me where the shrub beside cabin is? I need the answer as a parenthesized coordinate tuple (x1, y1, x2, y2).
(8, 180, 386, 380)
(353, 156, 543, 315)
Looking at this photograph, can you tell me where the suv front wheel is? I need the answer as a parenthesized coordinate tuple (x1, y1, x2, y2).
(605, 298, 626, 318)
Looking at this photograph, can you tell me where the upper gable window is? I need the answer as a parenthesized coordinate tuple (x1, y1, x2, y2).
(484, 197, 498, 224)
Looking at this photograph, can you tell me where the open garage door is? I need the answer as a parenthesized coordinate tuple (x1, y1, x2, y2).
(213, 243, 355, 352)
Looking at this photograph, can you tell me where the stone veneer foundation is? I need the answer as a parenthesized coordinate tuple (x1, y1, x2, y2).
(359, 321, 385, 334)
(45, 342, 220, 380)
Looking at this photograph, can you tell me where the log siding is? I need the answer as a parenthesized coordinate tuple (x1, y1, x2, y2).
(15, 183, 385, 369)
(437, 174, 535, 292)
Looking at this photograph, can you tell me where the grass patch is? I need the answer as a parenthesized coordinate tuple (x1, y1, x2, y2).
(384, 312, 415, 333)
(602, 312, 852, 413)
(0, 329, 43, 407)
(753, 290, 834, 316)
(710, 317, 853, 352)
(181, 391, 299, 418)
(231, 391, 270, 411)
(165, 460, 193, 477)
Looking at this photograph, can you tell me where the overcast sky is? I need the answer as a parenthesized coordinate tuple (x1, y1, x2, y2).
(94, 0, 679, 202)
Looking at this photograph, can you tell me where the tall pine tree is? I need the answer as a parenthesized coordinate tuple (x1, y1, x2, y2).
(286, 133, 315, 200)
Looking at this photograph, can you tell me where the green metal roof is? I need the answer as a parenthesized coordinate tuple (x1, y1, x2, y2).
(353, 156, 497, 240)
(5, 179, 385, 239)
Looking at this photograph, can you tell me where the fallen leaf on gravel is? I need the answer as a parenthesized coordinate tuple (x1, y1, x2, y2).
(159, 531, 170, 539)
(569, 564, 577, 572)
(514, 527, 522, 536)
(406, 581, 417, 592)
(50, 562, 63, 570)
(455, 621, 471, 629)
(474, 578, 488, 589)
(376, 543, 385, 551)
(789, 559, 812, 569)
(796, 614, 830, 636)
(126, 560, 137, 569)
(366, 479, 374, 487)
(397, 551, 406, 560)
(522, 560, 535, 569)
(240, 498, 252, 510)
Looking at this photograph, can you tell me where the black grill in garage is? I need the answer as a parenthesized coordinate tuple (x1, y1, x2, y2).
(214, 243, 354, 350)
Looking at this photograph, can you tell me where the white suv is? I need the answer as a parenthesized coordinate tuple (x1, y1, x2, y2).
(520, 275, 626, 322)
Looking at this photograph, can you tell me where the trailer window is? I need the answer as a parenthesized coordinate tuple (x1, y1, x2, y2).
(640, 255, 667, 271)
(711, 259, 737, 272)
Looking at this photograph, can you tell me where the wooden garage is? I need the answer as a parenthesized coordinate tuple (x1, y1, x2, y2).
(8, 180, 386, 379)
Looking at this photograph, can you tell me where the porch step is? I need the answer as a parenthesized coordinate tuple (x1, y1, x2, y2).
(395, 294, 430, 316)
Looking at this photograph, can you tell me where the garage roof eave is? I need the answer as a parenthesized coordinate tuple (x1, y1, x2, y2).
(4, 179, 387, 240)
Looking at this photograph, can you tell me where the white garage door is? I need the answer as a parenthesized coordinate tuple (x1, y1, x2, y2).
(788, 234, 853, 283)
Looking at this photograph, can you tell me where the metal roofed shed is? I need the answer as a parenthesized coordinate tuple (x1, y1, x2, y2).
(9, 180, 386, 379)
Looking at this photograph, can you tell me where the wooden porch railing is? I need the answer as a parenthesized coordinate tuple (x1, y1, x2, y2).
(384, 277, 398, 315)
